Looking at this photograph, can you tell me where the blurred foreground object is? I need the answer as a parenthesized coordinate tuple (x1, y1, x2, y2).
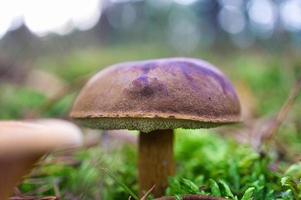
(70, 57, 241, 197)
(0, 119, 83, 200)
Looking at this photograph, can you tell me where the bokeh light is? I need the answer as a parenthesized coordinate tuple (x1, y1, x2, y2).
(247, 0, 277, 37)
(173, 0, 199, 6)
(23, 0, 72, 36)
(218, 6, 246, 34)
(280, 0, 301, 32)
(71, 0, 102, 31)
(0, 0, 102, 38)
(0, 0, 23, 38)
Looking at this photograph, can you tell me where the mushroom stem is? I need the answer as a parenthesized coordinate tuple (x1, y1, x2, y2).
(0, 155, 41, 200)
(138, 129, 175, 197)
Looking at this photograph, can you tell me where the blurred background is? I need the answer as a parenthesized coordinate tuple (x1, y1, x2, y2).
(0, 0, 301, 57)
(1, 0, 301, 199)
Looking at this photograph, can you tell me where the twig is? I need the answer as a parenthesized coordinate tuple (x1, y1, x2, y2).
(252, 79, 301, 150)
(140, 185, 156, 200)
(52, 179, 61, 198)
(100, 167, 139, 200)
(264, 79, 301, 141)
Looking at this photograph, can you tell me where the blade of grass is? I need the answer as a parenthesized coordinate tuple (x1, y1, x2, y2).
(101, 168, 138, 200)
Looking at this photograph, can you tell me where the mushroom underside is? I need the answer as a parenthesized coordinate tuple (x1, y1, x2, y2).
(74, 117, 237, 133)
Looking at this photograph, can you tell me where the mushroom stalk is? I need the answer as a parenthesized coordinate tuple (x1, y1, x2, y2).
(138, 129, 175, 197)
(0, 155, 41, 200)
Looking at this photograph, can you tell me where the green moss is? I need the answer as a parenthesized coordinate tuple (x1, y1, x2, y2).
(0, 84, 46, 118)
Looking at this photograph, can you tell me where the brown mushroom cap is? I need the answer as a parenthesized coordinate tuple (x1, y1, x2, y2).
(70, 58, 241, 132)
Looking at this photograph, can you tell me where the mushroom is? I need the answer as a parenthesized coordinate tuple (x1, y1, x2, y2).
(70, 58, 241, 197)
(0, 119, 83, 200)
